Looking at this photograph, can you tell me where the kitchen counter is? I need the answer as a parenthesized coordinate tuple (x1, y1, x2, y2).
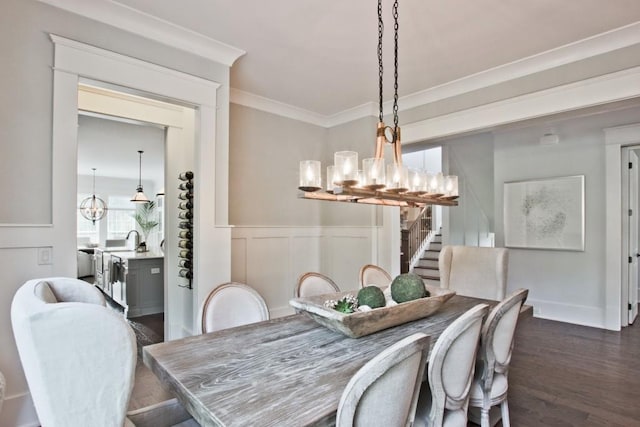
(109, 252, 165, 318)
(110, 251, 164, 260)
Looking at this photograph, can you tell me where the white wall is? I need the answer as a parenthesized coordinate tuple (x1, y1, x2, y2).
(493, 106, 640, 328)
(445, 133, 495, 246)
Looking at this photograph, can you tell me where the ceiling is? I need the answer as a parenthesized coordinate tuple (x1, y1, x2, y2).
(111, 0, 640, 116)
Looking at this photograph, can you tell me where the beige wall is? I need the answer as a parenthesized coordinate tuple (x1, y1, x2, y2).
(228, 103, 326, 226)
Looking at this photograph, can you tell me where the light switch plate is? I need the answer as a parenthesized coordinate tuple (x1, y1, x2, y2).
(37, 247, 53, 265)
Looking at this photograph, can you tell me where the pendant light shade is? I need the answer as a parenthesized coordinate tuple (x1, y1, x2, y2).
(131, 150, 150, 203)
(79, 168, 108, 224)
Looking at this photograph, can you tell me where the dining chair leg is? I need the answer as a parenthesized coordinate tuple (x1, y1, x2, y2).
(481, 406, 490, 427)
(500, 400, 511, 427)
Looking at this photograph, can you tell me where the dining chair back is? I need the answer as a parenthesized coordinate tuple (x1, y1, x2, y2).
(200, 282, 269, 333)
(358, 264, 392, 289)
(11, 277, 194, 427)
(294, 272, 340, 298)
(336, 333, 431, 427)
(439, 245, 509, 301)
(468, 289, 529, 427)
(414, 303, 489, 427)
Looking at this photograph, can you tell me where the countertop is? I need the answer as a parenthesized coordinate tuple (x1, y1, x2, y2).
(109, 251, 164, 260)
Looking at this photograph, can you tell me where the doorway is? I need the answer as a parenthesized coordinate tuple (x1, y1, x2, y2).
(622, 146, 640, 326)
(51, 35, 231, 340)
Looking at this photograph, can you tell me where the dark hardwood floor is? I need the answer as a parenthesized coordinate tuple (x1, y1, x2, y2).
(505, 316, 640, 427)
(129, 314, 640, 426)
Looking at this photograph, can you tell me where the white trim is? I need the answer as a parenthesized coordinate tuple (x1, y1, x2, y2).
(402, 66, 640, 144)
(395, 21, 640, 114)
(38, 0, 245, 66)
(324, 102, 379, 128)
(604, 123, 640, 330)
(39, 1, 640, 126)
(230, 88, 327, 127)
(530, 298, 607, 329)
(231, 21, 640, 126)
(50, 35, 220, 106)
(49, 34, 231, 341)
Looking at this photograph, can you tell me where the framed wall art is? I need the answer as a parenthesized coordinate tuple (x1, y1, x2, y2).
(503, 175, 585, 251)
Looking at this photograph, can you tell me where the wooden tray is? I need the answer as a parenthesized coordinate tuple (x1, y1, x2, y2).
(289, 284, 456, 338)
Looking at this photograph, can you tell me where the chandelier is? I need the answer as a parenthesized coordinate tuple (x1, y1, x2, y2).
(79, 168, 108, 224)
(298, 0, 458, 207)
(131, 150, 150, 203)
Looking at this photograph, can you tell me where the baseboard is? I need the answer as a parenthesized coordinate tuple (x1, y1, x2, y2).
(528, 298, 607, 329)
(0, 392, 39, 427)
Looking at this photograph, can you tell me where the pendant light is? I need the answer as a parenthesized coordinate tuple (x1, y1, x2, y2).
(297, 0, 458, 207)
(79, 168, 108, 224)
(131, 150, 150, 203)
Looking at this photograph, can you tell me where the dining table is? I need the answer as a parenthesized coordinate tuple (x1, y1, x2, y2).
(143, 294, 522, 427)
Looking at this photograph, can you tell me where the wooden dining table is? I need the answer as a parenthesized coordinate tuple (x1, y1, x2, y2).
(143, 295, 504, 427)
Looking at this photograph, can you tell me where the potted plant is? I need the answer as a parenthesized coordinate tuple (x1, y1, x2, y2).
(133, 201, 159, 252)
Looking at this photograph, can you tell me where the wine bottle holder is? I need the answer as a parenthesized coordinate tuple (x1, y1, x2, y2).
(178, 171, 194, 289)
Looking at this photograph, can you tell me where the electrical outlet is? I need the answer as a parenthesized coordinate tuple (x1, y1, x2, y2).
(37, 247, 53, 265)
(151, 267, 160, 274)
(533, 307, 541, 316)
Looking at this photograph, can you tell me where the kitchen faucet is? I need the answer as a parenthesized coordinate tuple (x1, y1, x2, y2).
(126, 229, 140, 251)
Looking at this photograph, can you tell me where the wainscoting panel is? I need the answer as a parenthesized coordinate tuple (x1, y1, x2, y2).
(231, 227, 377, 318)
(231, 237, 247, 284)
(246, 236, 290, 317)
(291, 235, 323, 291)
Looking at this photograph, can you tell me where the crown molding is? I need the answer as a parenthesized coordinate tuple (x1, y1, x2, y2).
(394, 21, 640, 113)
(236, 21, 640, 127)
(230, 89, 328, 127)
(38, 0, 245, 67)
(37, 0, 640, 127)
(402, 66, 640, 144)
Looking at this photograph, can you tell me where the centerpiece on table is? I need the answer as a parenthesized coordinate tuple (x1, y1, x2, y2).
(290, 273, 456, 338)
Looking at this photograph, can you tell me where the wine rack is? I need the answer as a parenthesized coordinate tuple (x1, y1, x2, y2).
(178, 171, 194, 289)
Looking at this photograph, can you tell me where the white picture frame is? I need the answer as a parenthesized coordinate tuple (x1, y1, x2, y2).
(503, 175, 585, 251)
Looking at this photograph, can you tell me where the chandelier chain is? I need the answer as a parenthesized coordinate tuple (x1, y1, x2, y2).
(377, 0, 384, 122)
(393, 0, 399, 128)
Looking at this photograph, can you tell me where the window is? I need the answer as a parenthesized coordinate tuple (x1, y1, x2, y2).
(76, 194, 136, 244)
(107, 196, 136, 240)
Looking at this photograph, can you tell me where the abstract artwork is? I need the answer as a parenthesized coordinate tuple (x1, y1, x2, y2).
(504, 175, 584, 251)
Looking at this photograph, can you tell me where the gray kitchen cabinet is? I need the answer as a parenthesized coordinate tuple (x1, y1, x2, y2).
(110, 252, 164, 318)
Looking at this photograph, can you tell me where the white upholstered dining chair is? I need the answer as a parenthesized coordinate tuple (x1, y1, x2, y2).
(336, 333, 431, 427)
(439, 245, 509, 301)
(199, 282, 269, 333)
(11, 277, 197, 427)
(358, 264, 392, 289)
(295, 272, 340, 298)
(414, 303, 489, 427)
(468, 288, 529, 427)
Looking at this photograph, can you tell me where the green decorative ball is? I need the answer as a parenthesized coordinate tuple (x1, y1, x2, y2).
(357, 286, 386, 309)
(390, 273, 428, 303)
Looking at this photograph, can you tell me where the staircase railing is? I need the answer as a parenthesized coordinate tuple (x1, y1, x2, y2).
(401, 206, 432, 273)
